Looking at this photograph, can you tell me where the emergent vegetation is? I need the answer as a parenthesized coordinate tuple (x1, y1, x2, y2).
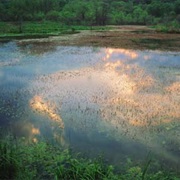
(0, 135, 179, 180)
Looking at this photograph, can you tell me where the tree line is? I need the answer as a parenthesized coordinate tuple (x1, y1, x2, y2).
(0, 0, 180, 25)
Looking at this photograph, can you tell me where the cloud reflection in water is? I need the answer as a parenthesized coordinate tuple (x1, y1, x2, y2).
(30, 95, 64, 129)
(2, 43, 179, 167)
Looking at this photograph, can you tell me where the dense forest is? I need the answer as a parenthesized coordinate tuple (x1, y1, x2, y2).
(0, 0, 180, 25)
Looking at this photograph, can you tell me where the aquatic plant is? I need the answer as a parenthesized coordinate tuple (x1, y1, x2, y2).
(0, 136, 18, 179)
(0, 135, 179, 180)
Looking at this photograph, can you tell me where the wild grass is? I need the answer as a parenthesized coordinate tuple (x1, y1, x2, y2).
(155, 21, 180, 33)
(0, 135, 179, 180)
(0, 21, 74, 40)
(0, 21, 110, 41)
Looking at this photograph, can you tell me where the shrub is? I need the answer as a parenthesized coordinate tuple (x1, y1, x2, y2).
(34, 12, 45, 21)
(46, 11, 60, 21)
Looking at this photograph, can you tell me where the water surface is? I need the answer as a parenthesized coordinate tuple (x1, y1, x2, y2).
(0, 41, 180, 172)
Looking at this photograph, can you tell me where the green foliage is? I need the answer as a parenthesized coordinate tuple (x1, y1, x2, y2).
(55, 157, 115, 179)
(46, 11, 60, 21)
(155, 21, 180, 33)
(132, 6, 149, 24)
(0, 136, 118, 179)
(34, 12, 45, 21)
(0, 137, 18, 179)
(0, 21, 112, 40)
(0, 22, 19, 34)
(0, 135, 179, 180)
(1, 0, 180, 25)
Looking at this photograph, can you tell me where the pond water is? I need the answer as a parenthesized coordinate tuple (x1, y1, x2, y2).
(0, 41, 180, 172)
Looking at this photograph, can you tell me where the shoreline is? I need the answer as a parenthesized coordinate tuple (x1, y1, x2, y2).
(1, 25, 180, 51)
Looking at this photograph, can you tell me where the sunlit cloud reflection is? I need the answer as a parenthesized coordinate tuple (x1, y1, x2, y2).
(99, 48, 180, 129)
(30, 95, 64, 129)
(103, 48, 138, 61)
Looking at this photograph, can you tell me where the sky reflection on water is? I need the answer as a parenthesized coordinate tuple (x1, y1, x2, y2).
(0, 42, 179, 170)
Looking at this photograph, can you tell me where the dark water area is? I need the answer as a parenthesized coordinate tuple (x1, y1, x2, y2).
(0, 41, 180, 172)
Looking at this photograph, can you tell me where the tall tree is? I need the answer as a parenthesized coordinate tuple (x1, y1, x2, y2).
(9, 0, 28, 32)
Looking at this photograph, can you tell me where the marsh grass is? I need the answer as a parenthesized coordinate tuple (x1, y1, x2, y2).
(0, 137, 18, 179)
(155, 21, 180, 33)
(0, 21, 110, 41)
(0, 135, 117, 180)
(0, 135, 179, 180)
(131, 38, 179, 50)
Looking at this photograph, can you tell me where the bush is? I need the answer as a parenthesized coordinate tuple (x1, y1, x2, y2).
(46, 11, 60, 21)
(34, 12, 45, 21)
(156, 21, 180, 33)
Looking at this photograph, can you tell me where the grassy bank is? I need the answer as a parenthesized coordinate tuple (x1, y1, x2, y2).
(0, 135, 179, 180)
(0, 21, 109, 41)
(154, 21, 180, 33)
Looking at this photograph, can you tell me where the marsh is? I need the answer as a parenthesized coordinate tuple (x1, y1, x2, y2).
(0, 41, 179, 173)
